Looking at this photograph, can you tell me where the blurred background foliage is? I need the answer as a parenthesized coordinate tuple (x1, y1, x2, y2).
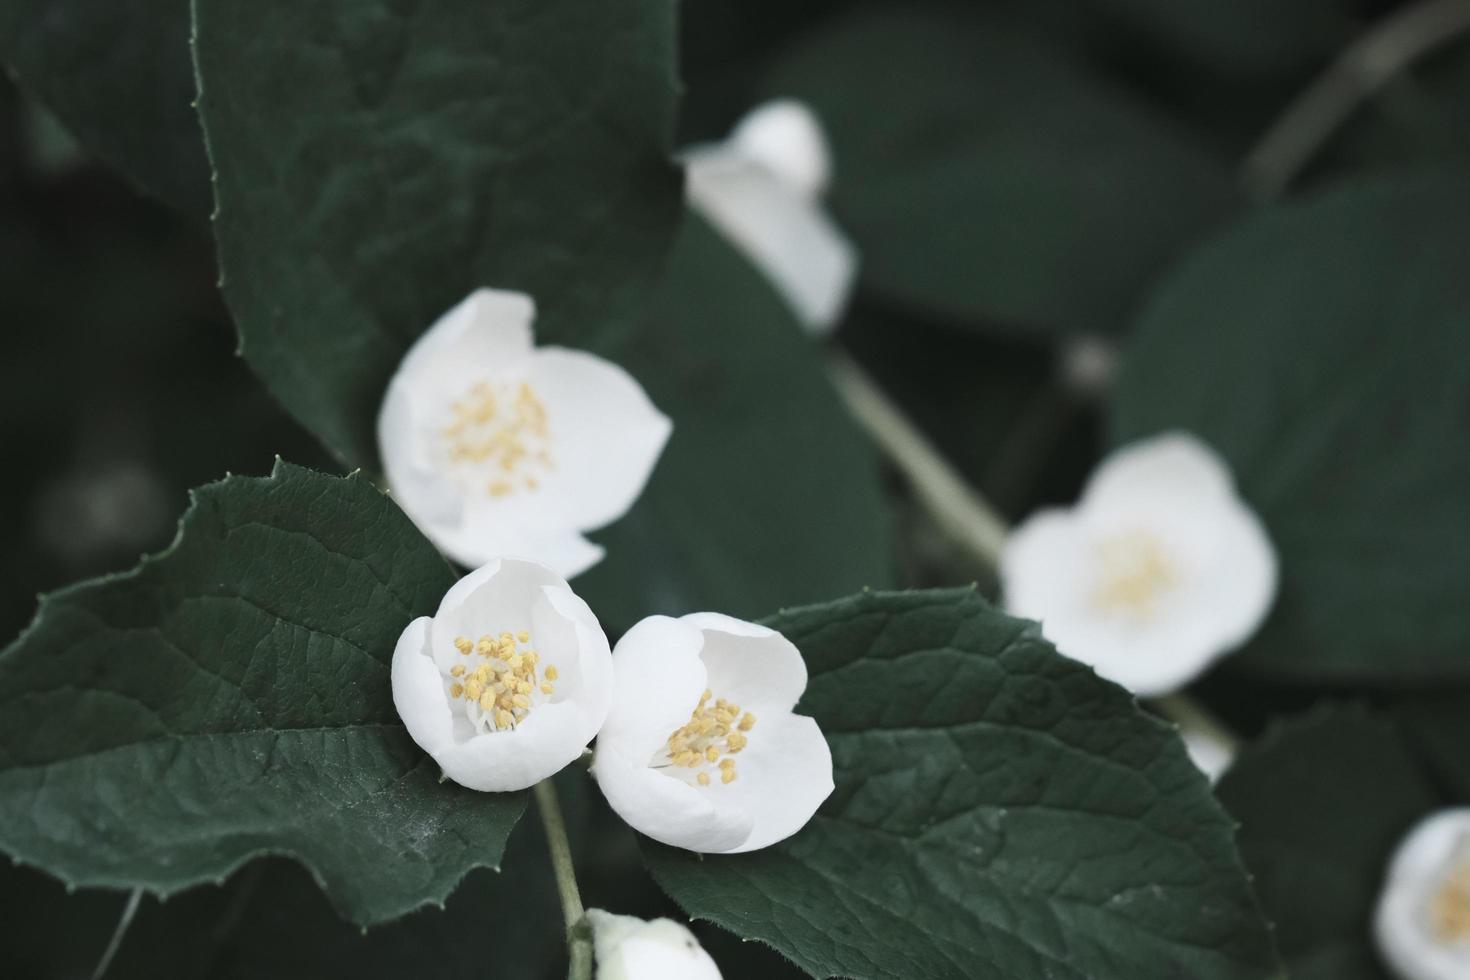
(2, 0, 1469, 976)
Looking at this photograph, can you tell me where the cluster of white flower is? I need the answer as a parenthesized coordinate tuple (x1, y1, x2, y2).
(392, 559, 833, 854)
(378, 101, 1304, 978)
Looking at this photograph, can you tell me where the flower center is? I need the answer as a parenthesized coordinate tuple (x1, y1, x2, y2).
(444, 629, 558, 733)
(440, 379, 553, 498)
(659, 690, 757, 786)
(1090, 529, 1180, 622)
(1430, 845, 1470, 943)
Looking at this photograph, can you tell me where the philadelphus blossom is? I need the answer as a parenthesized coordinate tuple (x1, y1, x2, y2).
(586, 909, 723, 980)
(683, 99, 857, 333)
(378, 288, 672, 578)
(591, 613, 833, 853)
(1001, 432, 1277, 697)
(391, 558, 612, 792)
(1376, 809, 1470, 980)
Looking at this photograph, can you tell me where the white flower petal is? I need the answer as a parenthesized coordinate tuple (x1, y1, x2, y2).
(684, 147, 857, 332)
(717, 712, 833, 854)
(390, 616, 454, 754)
(434, 701, 587, 793)
(683, 613, 808, 715)
(602, 616, 709, 761)
(728, 98, 832, 198)
(397, 287, 535, 387)
(436, 516, 606, 579)
(587, 910, 724, 980)
(1375, 808, 1470, 980)
(591, 744, 753, 852)
(523, 347, 672, 531)
(379, 380, 465, 528)
(1001, 510, 1091, 630)
(1192, 502, 1278, 654)
(1085, 431, 1236, 512)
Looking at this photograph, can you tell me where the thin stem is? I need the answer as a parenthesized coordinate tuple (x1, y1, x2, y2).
(828, 352, 1240, 771)
(535, 779, 593, 980)
(828, 352, 1009, 568)
(1242, 0, 1470, 200)
(91, 888, 143, 980)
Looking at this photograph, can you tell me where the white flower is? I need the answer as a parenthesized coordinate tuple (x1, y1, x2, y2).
(1180, 727, 1233, 783)
(391, 558, 613, 792)
(590, 613, 833, 853)
(682, 99, 857, 333)
(1001, 431, 1276, 697)
(378, 288, 672, 578)
(1376, 808, 1470, 980)
(586, 909, 723, 980)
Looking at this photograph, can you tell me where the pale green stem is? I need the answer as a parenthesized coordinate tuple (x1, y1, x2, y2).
(1242, 0, 1470, 200)
(827, 353, 1239, 764)
(535, 779, 593, 980)
(91, 888, 142, 980)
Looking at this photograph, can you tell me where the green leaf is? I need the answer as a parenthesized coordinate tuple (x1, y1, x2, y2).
(1110, 175, 1470, 684)
(1010, 0, 1355, 79)
(192, 0, 683, 466)
(0, 461, 524, 927)
(0, 0, 210, 218)
(645, 588, 1282, 980)
(1217, 707, 1443, 980)
(576, 212, 894, 631)
(761, 5, 1239, 336)
(1394, 693, 1470, 805)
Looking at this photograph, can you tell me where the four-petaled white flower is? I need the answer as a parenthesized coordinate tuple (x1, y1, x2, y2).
(378, 288, 672, 578)
(391, 558, 613, 792)
(1001, 431, 1277, 697)
(1376, 808, 1470, 980)
(683, 99, 857, 333)
(586, 909, 723, 980)
(590, 613, 833, 853)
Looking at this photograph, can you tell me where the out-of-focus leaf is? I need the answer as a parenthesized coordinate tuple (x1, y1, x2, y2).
(762, 4, 1239, 337)
(1112, 175, 1470, 685)
(0, 0, 209, 217)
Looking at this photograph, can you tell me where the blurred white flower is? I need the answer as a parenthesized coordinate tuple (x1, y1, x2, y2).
(683, 99, 856, 333)
(586, 909, 722, 980)
(391, 558, 613, 792)
(378, 288, 671, 577)
(1376, 808, 1470, 980)
(591, 613, 833, 853)
(1001, 432, 1276, 696)
(1179, 727, 1233, 783)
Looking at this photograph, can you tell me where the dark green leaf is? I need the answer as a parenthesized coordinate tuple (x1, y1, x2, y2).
(0, 461, 524, 927)
(576, 212, 894, 631)
(193, 0, 683, 465)
(1217, 707, 1442, 980)
(1394, 693, 1470, 805)
(645, 588, 1282, 980)
(0, 0, 210, 217)
(1005, 0, 1356, 79)
(761, 5, 1239, 336)
(1111, 175, 1470, 684)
